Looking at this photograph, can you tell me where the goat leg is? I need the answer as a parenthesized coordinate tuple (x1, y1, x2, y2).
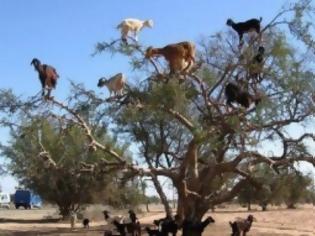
(46, 88, 52, 100)
(41, 87, 45, 97)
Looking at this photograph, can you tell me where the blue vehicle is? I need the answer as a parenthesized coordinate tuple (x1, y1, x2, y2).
(14, 190, 42, 209)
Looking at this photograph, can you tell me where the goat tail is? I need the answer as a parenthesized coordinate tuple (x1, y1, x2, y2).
(259, 17, 263, 22)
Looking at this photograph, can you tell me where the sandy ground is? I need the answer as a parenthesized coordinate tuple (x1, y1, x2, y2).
(0, 204, 314, 236)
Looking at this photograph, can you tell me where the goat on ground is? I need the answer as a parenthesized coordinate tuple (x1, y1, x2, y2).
(82, 218, 90, 228)
(152, 214, 179, 236)
(103, 210, 126, 235)
(145, 41, 195, 76)
(229, 214, 256, 236)
(146, 227, 162, 236)
(30, 58, 59, 98)
(225, 82, 261, 108)
(226, 18, 262, 47)
(113, 219, 127, 236)
(98, 73, 126, 98)
(182, 216, 215, 236)
(124, 210, 141, 236)
(117, 18, 153, 43)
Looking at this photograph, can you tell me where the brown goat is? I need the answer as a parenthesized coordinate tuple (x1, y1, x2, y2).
(229, 214, 256, 236)
(145, 41, 195, 75)
(30, 58, 59, 98)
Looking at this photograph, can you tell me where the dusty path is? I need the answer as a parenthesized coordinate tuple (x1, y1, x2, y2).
(0, 205, 314, 235)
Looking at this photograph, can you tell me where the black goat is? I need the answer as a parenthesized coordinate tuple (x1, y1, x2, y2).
(82, 218, 90, 228)
(182, 216, 215, 236)
(229, 214, 256, 236)
(30, 58, 59, 98)
(146, 227, 162, 236)
(225, 83, 260, 108)
(125, 210, 141, 236)
(128, 210, 138, 223)
(153, 215, 178, 236)
(226, 18, 262, 46)
(229, 221, 239, 236)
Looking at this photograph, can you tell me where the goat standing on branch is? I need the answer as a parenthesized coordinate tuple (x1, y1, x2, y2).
(226, 17, 262, 47)
(225, 83, 261, 109)
(117, 18, 154, 43)
(248, 46, 265, 82)
(98, 73, 126, 98)
(145, 41, 195, 77)
(30, 58, 59, 99)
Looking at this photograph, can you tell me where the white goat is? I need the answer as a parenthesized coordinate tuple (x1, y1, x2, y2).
(117, 18, 154, 42)
(97, 73, 126, 97)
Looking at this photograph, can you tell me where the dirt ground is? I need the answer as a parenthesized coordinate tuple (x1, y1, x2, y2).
(0, 204, 314, 236)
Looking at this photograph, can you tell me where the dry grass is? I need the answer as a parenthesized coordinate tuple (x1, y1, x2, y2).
(0, 204, 314, 235)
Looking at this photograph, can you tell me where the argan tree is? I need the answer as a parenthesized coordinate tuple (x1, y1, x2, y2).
(0, 1, 315, 235)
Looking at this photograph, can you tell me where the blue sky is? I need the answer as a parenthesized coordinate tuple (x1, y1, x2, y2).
(1, 0, 309, 193)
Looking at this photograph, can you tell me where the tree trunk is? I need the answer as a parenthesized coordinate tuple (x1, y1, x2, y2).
(151, 175, 172, 216)
(247, 199, 251, 211)
(182, 217, 213, 236)
(261, 202, 267, 211)
(59, 205, 72, 219)
(286, 203, 296, 209)
(146, 201, 150, 212)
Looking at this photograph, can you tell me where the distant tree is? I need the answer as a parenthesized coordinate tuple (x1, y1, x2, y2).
(238, 166, 314, 210)
(280, 170, 313, 208)
(0, 119, 119, 218)
(237, 165, 276, 211)
(304, 182, 315, 205)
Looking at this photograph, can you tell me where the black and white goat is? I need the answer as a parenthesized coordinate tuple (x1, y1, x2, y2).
(103, 210, 126, 235)
(103, 210, 141, 236)
(249, 46, 265, 81)
(226, 18, 262, 47)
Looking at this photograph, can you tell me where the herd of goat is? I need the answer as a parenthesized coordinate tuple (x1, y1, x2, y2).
(70, 209, 256, 236)
(31, 16, 264, 235)
(31, 17, 266, 110)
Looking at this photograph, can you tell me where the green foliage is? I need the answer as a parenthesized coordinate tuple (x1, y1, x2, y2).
(280, 170, 313, 208)
(1, 119, 118, 217)
(238, 165, 313, 210)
